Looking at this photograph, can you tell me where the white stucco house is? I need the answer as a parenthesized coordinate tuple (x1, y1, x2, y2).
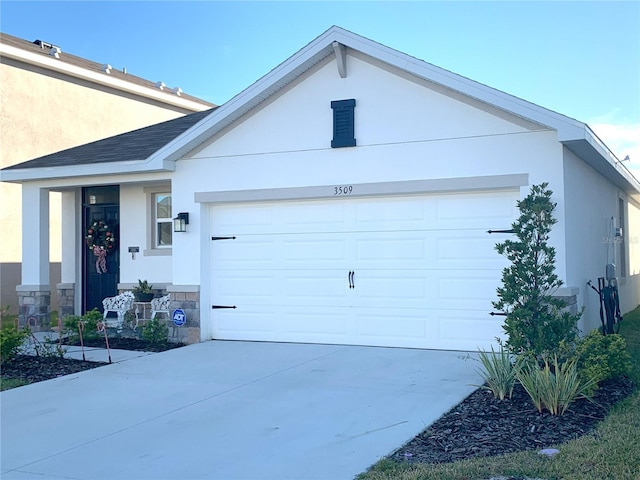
(2, 26, 639, 350)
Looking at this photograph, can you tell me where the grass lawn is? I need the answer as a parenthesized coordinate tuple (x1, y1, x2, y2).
(358, 306, 640, 480)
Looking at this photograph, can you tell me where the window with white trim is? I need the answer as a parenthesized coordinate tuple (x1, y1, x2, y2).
(154, 193, 172, 247)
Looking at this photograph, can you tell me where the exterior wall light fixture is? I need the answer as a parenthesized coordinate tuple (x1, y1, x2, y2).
(173, 212, 189, 232)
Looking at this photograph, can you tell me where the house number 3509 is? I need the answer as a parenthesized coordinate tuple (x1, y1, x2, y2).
(333, 185, 353, 195)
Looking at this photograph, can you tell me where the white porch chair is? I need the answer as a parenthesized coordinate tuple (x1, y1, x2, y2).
(102, 291, 135, 330)
(151, 294, 171, 320)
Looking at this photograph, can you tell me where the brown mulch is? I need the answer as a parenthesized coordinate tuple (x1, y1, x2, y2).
(391, 376, 634, 465)
(1, 355, 106, 383)
(60, 336, 186, 352)
(1, 338, 185, 385)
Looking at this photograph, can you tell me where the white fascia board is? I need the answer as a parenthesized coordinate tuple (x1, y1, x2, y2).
(0, 159, 173, 183)
(0, 43, 210, 112)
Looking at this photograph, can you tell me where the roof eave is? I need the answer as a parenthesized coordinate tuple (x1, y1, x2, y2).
(0, 158, 172, 183)
(562, 132, 640, 201)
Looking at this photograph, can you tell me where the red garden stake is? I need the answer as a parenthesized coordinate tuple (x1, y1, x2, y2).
(78, 321, 86, 361)
(97, 322, 112, 364)
(26, 316, 41, 356)
(58, 316, 64, 351)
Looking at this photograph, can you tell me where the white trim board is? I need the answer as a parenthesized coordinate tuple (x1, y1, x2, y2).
(194, 174, 528, 204)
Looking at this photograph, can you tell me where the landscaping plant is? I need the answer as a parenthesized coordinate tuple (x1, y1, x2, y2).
(574, 330, 631, 391)
(474, 345, 518, 400)
(0, 324, 28, 363)
(515, 355, 599, 416)
(492, 183, 580, 363)
(142, 317, 169, 347)
(63, 309, 102, 342)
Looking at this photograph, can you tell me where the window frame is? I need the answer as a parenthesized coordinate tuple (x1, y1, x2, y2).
(143, 185, 172, 256)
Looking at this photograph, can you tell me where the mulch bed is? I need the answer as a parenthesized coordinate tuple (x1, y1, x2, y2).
(60, 336, 186, 352)
(391, 376, 635, 465)
(1, 338, 185, 385)
(1, 355, 106, 384)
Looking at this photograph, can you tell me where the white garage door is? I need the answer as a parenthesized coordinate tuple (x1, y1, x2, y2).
(209, 190, 518, 350)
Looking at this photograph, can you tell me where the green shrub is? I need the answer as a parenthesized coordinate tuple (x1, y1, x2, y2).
(493, 183, 580, 362)
(516, 356, 598, 415)
(1, 305, 18, 328)
(142, 318, 168, 347)
(63, 309, 101, 341)
(82, 309, 102, 340)
(574, 330, 631, 388)
(33, 336, 66, 358)
(475, 345, 518, 400)
(0, 324, 28, 363)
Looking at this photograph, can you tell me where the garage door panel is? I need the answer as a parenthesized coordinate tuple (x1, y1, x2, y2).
(282, 237, 348, 265)
(281, 201, 349, 229)
(353, 271, 429, 306)
(212, 239, 279, 268)
(215, 307, 279, 337)
(212, 204, 276, 234)
(436, 274, 498, 311)
(433, 233, 509, 270)
(355, 308, 428, 346)
(282, 272, 351, 304)
(283, 308, 349, 336)
(212, 272, 277, 302)
(212, 270, 350, 307)
(435, 191, 518, 228)
(437, 310, 505, 351)
(354, 234, 427, 267)
(354, 197, 429, 229)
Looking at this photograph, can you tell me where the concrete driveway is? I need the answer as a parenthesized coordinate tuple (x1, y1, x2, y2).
(1, 341, 481, 480)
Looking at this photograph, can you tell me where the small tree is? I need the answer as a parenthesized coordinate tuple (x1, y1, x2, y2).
(493, 183, 579, 362)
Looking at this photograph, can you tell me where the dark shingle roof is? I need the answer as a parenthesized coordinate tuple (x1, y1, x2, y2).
(3, 108, 215, 170)
(0, 32, 216, 108)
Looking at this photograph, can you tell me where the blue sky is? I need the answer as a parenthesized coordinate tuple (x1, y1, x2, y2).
(1, 1, 639, 170)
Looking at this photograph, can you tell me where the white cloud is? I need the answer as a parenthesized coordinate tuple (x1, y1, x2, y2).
(588, 122, 640, 173)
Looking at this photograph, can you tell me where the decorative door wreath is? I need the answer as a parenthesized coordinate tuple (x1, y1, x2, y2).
(86, 220, 116, 274)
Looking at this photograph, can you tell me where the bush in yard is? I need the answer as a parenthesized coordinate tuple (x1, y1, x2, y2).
(493, 183, 580, 363)
(515, 355, 598, 416)
(474, 345, 518, 400)
(63, 309, 101, 341)
(0, 324, 28, 363)
(574, 330, 631, 390)
(142, 317, 168, 347)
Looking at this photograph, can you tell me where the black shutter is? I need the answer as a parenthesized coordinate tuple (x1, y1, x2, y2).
(331, 99, 356, 148)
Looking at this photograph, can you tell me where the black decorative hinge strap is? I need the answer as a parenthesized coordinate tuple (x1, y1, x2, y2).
(489, 312, 508, 316)
(487, 229, 515, 234)
(212, 305, 237, 309)
(212, 236, 237, 241)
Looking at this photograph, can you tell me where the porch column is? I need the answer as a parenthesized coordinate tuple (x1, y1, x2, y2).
(17, 184, 51, 330)
(57, 190, 77, 319)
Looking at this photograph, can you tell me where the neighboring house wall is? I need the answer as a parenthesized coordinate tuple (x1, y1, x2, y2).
(0, 36, 212, 312)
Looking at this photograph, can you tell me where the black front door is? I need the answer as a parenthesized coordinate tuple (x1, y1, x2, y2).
(82, 186, 120, 313)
